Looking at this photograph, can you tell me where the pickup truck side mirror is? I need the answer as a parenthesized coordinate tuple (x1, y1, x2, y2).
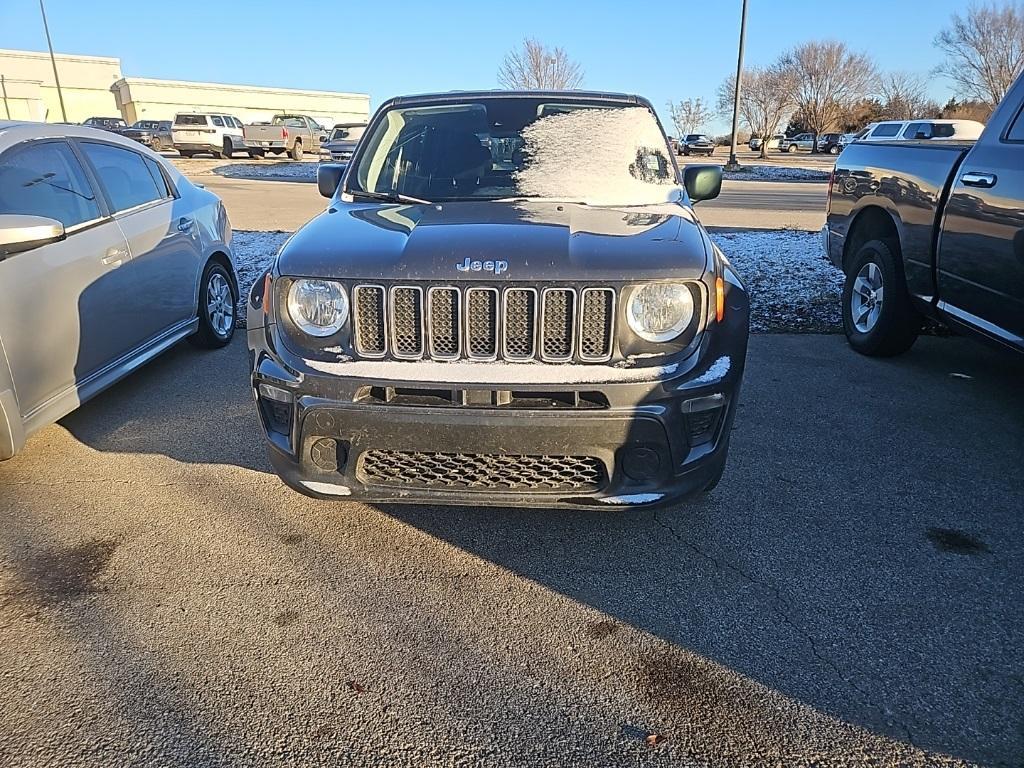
(317, 163, 348, 198)
(682, 165, 723, 203)
(0, 214, 66, 259)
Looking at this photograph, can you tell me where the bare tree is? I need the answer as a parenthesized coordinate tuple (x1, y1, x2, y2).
(935, 2, 1024, 106)
(781, 41, 878, 151)
(717, 62, 797, 158)
(878, 72, 931, 119)
(666, 98, 713, 138)
(498, 38, 584, 90)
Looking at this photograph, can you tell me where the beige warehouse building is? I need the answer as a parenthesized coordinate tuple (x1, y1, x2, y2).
(0, 48, 368, 127)
(110, 77, 368, 127)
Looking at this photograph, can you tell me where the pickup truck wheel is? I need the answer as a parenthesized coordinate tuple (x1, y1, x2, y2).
(842, 240, 920, 357)
(290, 140, 303, 161)
(189, 262, 236, 349)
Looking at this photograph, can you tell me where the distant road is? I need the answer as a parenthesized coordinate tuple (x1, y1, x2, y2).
(185, 164, 828, 233)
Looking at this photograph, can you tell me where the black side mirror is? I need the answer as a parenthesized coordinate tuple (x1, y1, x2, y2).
(317, 163, 348, 198)
(682, 165, 722, 203)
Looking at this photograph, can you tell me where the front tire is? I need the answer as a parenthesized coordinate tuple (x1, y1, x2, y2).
(829, 145, 839, 155)
(842, 239, 920, 357)
(189, 261, 236, 349)
(787, 144, 798, 153)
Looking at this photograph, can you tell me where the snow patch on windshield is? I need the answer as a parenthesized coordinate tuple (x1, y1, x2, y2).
(514, 107, 682, 206)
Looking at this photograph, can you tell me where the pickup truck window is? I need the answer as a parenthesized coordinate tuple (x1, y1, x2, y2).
(273, 116, 306, 128)
(351, 99, 678, 206)
(872, 123, 903, 138)
(1006, 108, 1024, 141)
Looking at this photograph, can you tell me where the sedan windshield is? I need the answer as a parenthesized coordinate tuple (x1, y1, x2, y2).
(348, 98, 680, 205)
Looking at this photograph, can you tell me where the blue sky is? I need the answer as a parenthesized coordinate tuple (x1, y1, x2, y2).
(2, 0, 969, 132)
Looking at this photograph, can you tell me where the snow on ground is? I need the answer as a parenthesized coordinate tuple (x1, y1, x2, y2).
(712, 229, 843, 332)
(215, 162, 316, 181)
(230, 228, 842, 334)
(722, 165, 830, 182)
(231, 230, 291, 326)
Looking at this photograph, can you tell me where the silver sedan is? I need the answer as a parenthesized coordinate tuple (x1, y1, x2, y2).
(0, 121, 237, 460)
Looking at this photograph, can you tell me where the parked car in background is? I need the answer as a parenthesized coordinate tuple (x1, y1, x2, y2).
(318, 123, 367, 163)
(172, 113, 246, 159)
(243, 115, 327, 161)
(0, 121, 237, 460)
(249, 89, 748, 506)
(667, 136, 680, 155)
(838, 133, 858, 150)
(855, 119, 985, 143)
(680, 133, 715, 156)
(779, 133, 815, 153)
(823, 73, 1023, 358)
(82, 116, 128, 134)
(749, 134, 783, 151)
(818, 133, 844, 154)
(122, 119, 173, 152)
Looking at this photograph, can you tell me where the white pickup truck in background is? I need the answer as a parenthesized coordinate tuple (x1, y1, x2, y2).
(243, 114, 327, 160)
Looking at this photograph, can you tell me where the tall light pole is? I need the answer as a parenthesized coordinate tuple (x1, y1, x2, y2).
(39, 0, 68, 123)
(724, 0, 749, 171)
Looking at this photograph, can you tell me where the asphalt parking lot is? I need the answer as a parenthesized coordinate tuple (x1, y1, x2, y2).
(2, 333, 1021, 767)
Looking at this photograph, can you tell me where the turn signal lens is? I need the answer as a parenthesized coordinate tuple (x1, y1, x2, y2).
(715, 277, 725, 322)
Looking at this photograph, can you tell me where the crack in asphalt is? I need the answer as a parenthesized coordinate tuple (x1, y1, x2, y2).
(651, 508, 919, 749)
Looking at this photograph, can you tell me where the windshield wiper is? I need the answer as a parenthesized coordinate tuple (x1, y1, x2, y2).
(349, 189, 433, 205)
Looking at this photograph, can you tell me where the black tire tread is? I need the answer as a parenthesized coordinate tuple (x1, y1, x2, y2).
(842, 239, 920, 357)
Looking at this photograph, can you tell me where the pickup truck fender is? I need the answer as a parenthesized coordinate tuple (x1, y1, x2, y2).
(0, 335, 25, 460)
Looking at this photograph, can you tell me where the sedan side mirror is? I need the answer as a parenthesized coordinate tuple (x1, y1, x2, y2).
(0, 214, 66, 259)
(682, 165, 722, 203)
(317, 163, 348, 198)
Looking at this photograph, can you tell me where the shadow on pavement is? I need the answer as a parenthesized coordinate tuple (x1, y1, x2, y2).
(33, 329, 1024, 764)
(59, 339, 269, 473)
(375, 334, 1024, 765)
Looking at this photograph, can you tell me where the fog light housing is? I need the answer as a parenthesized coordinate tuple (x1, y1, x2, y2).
(310, 438, 348, 473)
(682, 394, 725, 446)
(257, 382, 293, 435)
(622, 446, 662, 482)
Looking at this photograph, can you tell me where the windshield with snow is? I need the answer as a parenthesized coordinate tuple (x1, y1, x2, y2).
(348, 98, 680, 205)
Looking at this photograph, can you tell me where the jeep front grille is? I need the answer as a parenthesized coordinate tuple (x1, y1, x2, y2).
(352, 284, 616, 363)
(358, 450, 606, 492)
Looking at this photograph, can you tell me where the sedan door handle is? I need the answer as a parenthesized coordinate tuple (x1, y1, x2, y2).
(177, 217, 194, 233)
(961, 171, 997, 188)
(101, 245, 128, 266)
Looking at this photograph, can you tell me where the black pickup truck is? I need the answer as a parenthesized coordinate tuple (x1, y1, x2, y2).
(824, 75, 1024, 356)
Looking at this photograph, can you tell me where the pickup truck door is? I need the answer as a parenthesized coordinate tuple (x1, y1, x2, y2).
(937, 121, 1024, 349)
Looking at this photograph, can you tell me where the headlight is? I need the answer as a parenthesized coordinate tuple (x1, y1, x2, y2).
(625, 283, 695, 342)
(287, 279, 349, 337)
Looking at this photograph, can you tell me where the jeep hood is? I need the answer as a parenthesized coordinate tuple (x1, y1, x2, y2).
(276, 200, 710, 281)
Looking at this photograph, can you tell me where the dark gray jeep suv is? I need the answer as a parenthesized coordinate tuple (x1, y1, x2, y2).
(247, 90, 749, 508)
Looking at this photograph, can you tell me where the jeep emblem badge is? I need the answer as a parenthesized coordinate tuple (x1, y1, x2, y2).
(456, 257, 508, 275)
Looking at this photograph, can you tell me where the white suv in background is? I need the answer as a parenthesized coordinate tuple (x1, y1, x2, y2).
(172, 113, 246, 159)
(855, 119, 985, 142)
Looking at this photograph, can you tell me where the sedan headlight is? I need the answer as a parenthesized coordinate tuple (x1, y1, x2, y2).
(625, 283, 695, 342)
(287, 279, 349, 337)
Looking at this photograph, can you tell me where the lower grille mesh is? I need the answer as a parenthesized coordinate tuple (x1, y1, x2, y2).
(359, 450, 606, 492)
